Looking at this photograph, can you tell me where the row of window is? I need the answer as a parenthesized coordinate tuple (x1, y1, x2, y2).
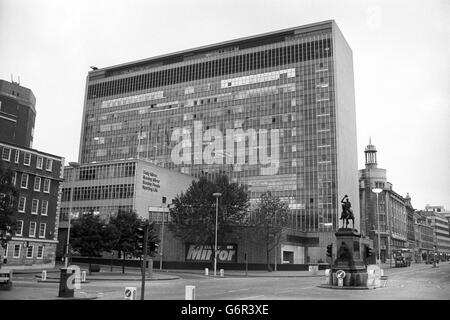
(62, 184, 135, 202)
(13, 173, 51, 192)
(14, 220, 46, 238)
(3, 244, 45, 259)
(1, 148, 53, 171)
(87, 37, 332, 99)
(74, 162, 136, 181)
(18, 197, 48, 215)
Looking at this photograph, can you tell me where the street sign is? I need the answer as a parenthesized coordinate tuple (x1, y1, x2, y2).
(124, 287, 137, 300)
(336, 270, 346, 279)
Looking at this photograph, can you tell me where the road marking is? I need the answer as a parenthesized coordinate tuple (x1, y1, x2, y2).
(239, 295, 265, 300)
(227, 288, 250, 293)
(275, 285, 316, 294)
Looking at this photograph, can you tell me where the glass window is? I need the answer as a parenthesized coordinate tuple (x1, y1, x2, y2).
(39, 223, 46, 238)
(14, 150, 20, 163)
(13, 245, 21, 258)
(31, 199, 39, 214)
(37, 246, 44, 259)
(29, 221, 36, 237)
(36, 156, 43, 169)
(16, 220, 23, 236)
(43, 179, 50, 193)
(45, 159, 53, 171)
(12, 172, 17, 186)
(2, 148, 11, 161)
(26, 245, 33, 258)
(41, 200, 48, 216)
(18, 196, 26, 212)
(34, 176, 41, 191)
(21, 174, 29, 189)
(24, 153, 31, 166)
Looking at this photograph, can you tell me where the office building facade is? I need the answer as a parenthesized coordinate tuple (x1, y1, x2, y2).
(0, 141, 64, 269)
(57, 159, 195, 259)
(0, 80, 36, 148)
(78, 20, 359, 263)
(359, 140, 409, 262)
(414, 211, 435, 262)
(421, 207, 450, 260)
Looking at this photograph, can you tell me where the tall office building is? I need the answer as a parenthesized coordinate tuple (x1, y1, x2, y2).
(78, 20, 359, 263)
(0, 80, 36, 148)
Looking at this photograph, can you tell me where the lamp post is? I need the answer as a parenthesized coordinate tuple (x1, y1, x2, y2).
(160, 196, 167, 271)
(65, 162, 80, 268)
(372, 188, 383, 269)
(212, 192, 222, 277)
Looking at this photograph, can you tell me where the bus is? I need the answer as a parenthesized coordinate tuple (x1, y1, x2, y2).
(393, 249, 412, 267)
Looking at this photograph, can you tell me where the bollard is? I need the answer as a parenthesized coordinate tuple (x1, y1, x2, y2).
(41, 270, 47, 281)
(81, 271, 86, 282)
(204, 268, 209, 276)
(220, 269, 224, 277)
(367, 270, 375, 286)
(324, 269, 330, 284)
(147, 258, 153, 279)
(338, 278, 344, 287)
(185, 285, 195, 300)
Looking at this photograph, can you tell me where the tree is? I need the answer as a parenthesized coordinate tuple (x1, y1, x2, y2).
(108, 209, 158, 273)
(70, 212, 109, 274)
(169, 174, 249, 265)
(249, 191, 290, 271)
(0, 165, 18, 267)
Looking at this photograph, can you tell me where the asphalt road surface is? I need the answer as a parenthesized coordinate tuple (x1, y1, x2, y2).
(2, 262, 449, 300)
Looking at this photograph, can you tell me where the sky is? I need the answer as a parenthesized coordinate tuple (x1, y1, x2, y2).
(0, 0, 449, 210)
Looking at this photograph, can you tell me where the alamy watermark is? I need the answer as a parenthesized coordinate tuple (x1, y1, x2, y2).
(170, 121, 280, 175)
(66, 265, 81, 290)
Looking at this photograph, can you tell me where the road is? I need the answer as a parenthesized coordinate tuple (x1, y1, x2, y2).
(1, 262, 449, 300)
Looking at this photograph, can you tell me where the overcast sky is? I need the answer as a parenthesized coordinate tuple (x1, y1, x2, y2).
(0, 0, 449, 210)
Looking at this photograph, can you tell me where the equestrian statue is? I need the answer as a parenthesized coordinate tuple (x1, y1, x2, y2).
(340, 194, 355, 229)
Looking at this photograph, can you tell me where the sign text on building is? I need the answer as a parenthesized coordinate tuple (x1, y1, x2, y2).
(185, 244, 237, 262)
(142, 170, 161, 192)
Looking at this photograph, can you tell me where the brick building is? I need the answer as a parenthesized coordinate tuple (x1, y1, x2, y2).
(0, 80, 36, 148)
(0, 141, 64, 269)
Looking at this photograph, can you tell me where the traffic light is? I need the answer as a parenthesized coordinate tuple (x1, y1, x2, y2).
(136, 221, 149, 253)
(149, 242, 156, 252)
(326, 244, 333, 257)
(366, 247, 373, 258)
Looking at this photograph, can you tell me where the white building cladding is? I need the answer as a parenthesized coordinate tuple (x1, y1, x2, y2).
(59, 159, 195, 222)
(78, 20, 359, 263)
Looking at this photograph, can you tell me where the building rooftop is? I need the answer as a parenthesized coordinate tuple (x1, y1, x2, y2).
(88, 20, 336, 80)
(0, 139, 63, 160)
(0, 79, 36, 111)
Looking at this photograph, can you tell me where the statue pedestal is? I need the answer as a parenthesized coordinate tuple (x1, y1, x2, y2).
(330, 228, 368, 287)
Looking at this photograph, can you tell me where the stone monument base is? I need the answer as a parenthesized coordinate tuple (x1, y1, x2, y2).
(328, 228, 369, 288)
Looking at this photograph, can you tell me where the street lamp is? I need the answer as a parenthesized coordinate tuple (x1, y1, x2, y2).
(160, 196, 167, 271)
(212, 192, 222, 277)
(65, 161, 80, 268)
(372, 188, 383, 269)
